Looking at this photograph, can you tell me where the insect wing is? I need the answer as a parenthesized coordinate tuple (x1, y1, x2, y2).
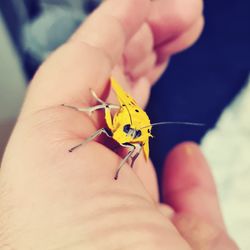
(110, 78, 150, 126)
(111, 77, 152, 160)
(111, 78, 137, 106)
(143, 139, 150, 160)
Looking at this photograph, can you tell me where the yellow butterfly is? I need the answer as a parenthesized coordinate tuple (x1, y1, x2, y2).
(63, 78, 202, 179)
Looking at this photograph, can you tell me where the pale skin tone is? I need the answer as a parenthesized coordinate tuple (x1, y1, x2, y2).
(0, 0, 238, 249)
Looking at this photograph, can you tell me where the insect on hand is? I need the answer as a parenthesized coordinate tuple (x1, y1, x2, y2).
(63, 78, 203, 180)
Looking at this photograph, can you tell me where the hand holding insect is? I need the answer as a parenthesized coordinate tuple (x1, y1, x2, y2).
(0, 0, 237, 249)
(64, 78, 203, 179)
(63, 77, 153, 179)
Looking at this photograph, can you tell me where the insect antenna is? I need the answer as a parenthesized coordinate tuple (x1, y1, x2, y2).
(139, 121, 205, 130)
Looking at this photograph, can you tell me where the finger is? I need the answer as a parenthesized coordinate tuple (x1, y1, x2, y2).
(129, 52, 157, 81)
(156, 16, 204, 63)
(124, 23, 154, 71)
(146, 61, 169, 85)
(162, 142, 226, 229)
(173, 213, 239, 250)
(131, 77, 151, 108)
(22, 0, 151, 115)
(148, 0, 203, 46)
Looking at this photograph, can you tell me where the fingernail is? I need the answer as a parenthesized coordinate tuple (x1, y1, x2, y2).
(166, 141, 208, 171)
(162, 142, 211, 199)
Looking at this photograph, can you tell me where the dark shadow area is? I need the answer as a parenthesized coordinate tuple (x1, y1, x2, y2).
(147, 0, 250, 177)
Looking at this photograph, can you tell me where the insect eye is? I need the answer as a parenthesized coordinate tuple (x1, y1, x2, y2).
(135, 130, 142, 138)
(123, 124, 131, 133)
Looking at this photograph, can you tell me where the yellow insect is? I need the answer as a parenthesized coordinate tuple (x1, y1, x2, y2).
(63, 78, 202, 179)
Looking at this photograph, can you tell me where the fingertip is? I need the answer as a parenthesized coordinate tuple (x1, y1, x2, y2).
(156, 16, 204, 62)
(162, 141, 215, 200)
(162, 141, 225, 228)
(148, 0, 204, 45)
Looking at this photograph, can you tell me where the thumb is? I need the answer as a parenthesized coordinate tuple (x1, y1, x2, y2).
(162, 142, 225, 228)
(162, 142, 239, 249)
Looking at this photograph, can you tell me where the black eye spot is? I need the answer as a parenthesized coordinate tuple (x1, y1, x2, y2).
(147, 129, 151, 133)
(135, 109, 139, 113)
(123, 124, 131, 133)
(135, 130, 142, 138)
(122, 104, 126, 107)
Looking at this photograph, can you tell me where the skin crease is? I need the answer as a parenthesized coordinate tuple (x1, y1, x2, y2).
(0, 0, 238, 249)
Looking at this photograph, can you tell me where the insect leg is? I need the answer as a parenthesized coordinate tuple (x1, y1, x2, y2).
(130, 143, 143, 168)
(62, 89, 120, 115)
(68, 128, 112, 152)
(104, 105, 115, 130)
(114, 143, 136, 180)
(90, 89, 106, 104)
(87, 89, 120, 113)
(62, 103, 119, 115)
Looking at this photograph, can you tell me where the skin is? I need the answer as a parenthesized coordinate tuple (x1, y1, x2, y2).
(0, 0, 238, 249)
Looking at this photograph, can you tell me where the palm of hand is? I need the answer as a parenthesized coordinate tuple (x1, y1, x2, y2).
(0, 25, 171, 250)
(0, 0, 237, 249)
(1, 46, 179, 250)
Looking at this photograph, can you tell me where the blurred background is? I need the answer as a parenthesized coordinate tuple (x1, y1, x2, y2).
(0, 0, 250, 248)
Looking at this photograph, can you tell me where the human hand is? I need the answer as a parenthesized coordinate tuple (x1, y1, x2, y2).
(0, 0, 238, 249)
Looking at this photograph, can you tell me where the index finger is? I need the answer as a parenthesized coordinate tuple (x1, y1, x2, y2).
(22, 0, 150, 115)
(148, 0, 203, 45)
